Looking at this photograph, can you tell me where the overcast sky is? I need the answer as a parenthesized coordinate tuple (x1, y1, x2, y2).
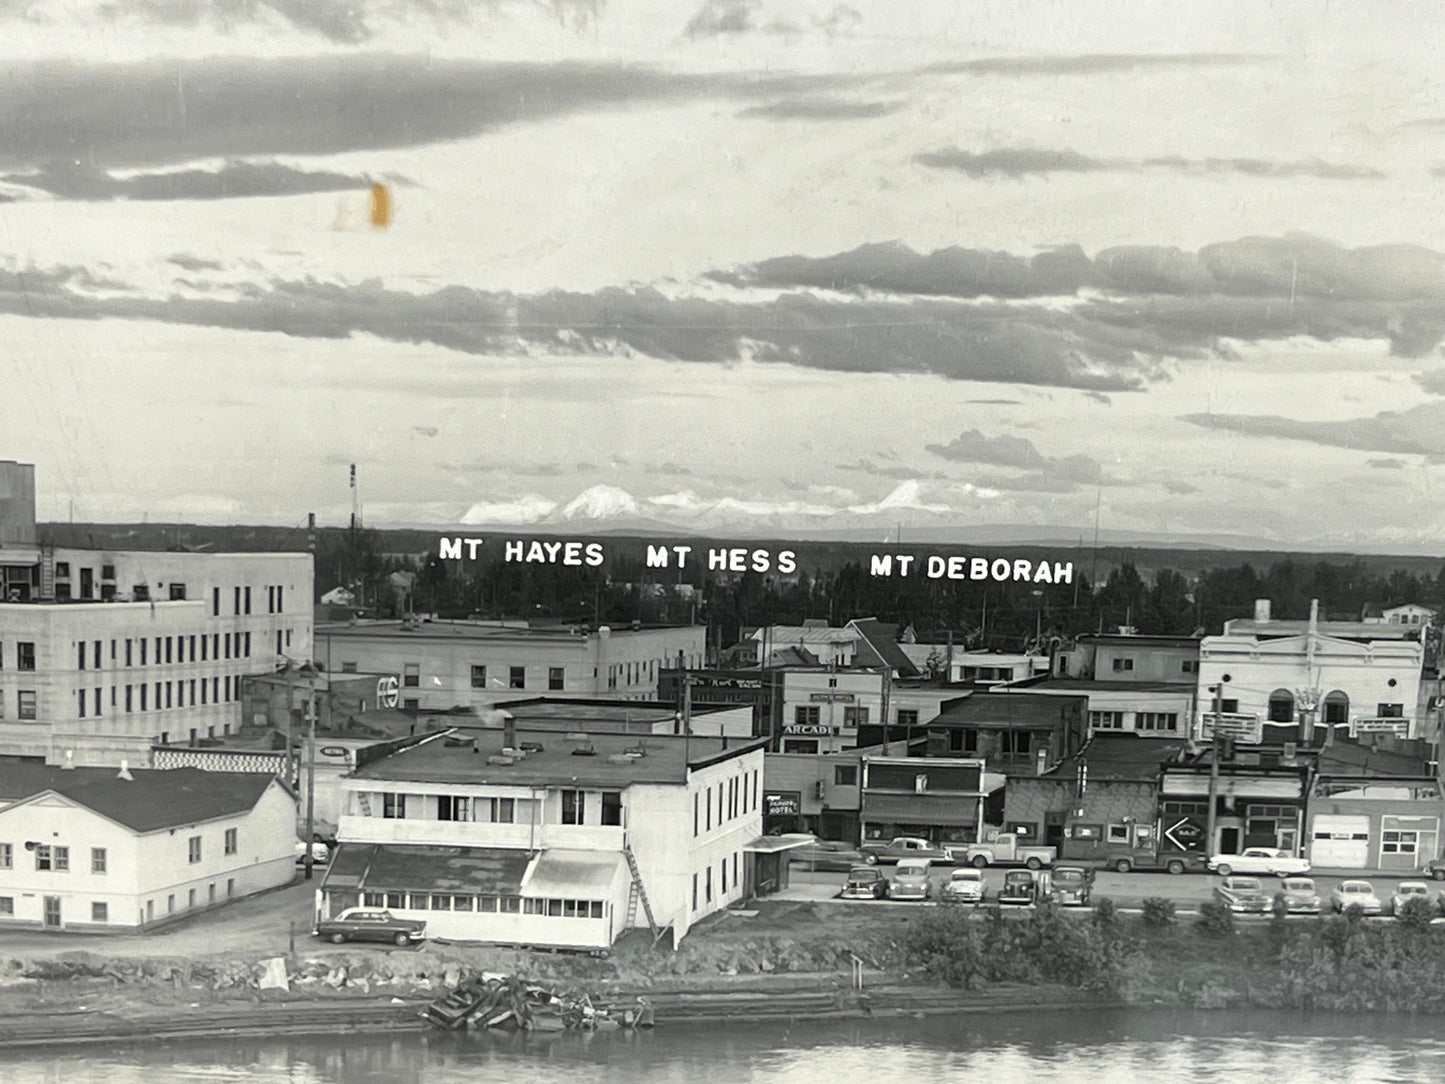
(5, 0, 1445, 550)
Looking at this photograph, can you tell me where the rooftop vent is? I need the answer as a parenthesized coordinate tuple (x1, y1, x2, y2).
(624, 745, 647, 758)
(501, 747, 525, 759)
(571, 744, 597, 757)
(519, 741, 545, 754)
(606, 753, 636, 765)
(443, 736, 478, 749)
(487, 755, 516, 766)
(565, 732, 591, 742)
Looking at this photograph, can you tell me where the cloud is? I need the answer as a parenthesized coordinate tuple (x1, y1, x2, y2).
(166, 253, 224, 272)
(645, 461, 695, 476)
(920, 53, 1269, 77)
(684, 0, 758, 37)
(0, 54, 857, 172)
(916, 146, 1384, 181)
(837, 458, 947, 481)
(965, 398, 1024, 405)
(1413, 370, 1445, 395)
(1084, 391, 1112, 404)
(915, 147, 1106, 179)
(459, 494, 558, 525)
(926, 430, 1104, 485)
(412, 426, 438, 437)
(1163, 479, 1200, 494)
(1, 159, 376, 202)
(1367, 458, 1406, 469)
(738, 97, 905, 120)
(1183, 401, 1445, 457)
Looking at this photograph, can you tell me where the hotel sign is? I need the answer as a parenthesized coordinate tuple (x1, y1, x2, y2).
(808, 692, 856, 703)
(1200, 712, 1262, 744)
(1354, 717, 1410, 736)
(765, 791, 801, 817)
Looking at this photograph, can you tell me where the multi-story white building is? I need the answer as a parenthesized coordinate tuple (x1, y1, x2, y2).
(314, 620, 705, 711)
(1199, 600, 1425, 745)
(0, 764, 296, 931)
(320, 723, 767, 949)
(0, 552, 314, 766)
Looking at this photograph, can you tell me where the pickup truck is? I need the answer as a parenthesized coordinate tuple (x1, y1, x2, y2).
(859, 837, 956, 865)
(960, 832, 1055, 870)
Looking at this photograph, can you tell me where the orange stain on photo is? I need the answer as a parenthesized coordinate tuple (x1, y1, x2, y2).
(369, 182, 393, 229)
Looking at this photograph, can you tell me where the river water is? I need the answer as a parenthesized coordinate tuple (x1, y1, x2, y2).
(2, 1010, 1443, 1083)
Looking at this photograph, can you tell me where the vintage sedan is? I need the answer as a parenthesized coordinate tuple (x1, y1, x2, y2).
(1050, 865, 1095, 906)
(888, 859, 933, 901)
(840, 866, 890, 900)
(1279, 877, 1322, 915)
(1389, 881, 1434, 916)
(1213, 876, 1271, 914)
(1426, 856, 1445, 881)
(788, 838, 866, 872)
(998, 870, 1046, 906)
(313, 908, 427, 946)
(860, 837, 955, 865)
(940, 868, 986, 905)
(1207, 848, 1310, 877)
(1330, 880, 1384, 915)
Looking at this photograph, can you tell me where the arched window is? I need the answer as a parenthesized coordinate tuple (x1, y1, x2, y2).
(1322, 691, 1350, 726)
(1267, 689, 1295, 723)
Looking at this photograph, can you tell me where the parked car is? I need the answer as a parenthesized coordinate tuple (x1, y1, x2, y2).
(1207, 847, 1310, 877)
(840, 865, 890, 900)
(1389, 881, 1433, 916)
(998, 869, 1048, 906)
(1279, 877, 1322, 915)
(888, 859, 933, 901)
(1213, 875, 1271, 913)
(1049, 865, 1095, 906)
(860, 837, 955, 865)
(295, 840, 331, 866)
(789, 838, 865, 871)
(940, 868, 986, 905)
(1426, 856, 1445, 881)
(1330, 880, 1383, 915)
(313, 908, 427, 946)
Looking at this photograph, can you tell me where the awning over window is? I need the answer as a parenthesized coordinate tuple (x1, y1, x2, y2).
(320, 843, 531, 894)
(861, 794, 979, 827)
(743, 832, 816, 853)
(521, 850, 625, 897)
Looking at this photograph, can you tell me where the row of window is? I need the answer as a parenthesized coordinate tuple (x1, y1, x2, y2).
(693, 770, 759, 836)
(1108, 657, 1198, 674)
(606, 658, 661, 691)
(76, 631, 256, 672)
(794, 705, 870, 727)
(1089, 711, 1181, 732)
(370, 792, 627, 828)
(692, 852, 742, 911)
(60, 675, 245, 720)
(4, 830, 239, 873)
(209, 585, 287, 617)
(358, 891, 605, 918)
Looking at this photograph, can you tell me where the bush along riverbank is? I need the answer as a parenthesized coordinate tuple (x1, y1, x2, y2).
(904, 896, 1445, 1013)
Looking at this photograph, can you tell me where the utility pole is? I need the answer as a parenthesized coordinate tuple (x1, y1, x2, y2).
(1205, 681, 1223, 857)
(303, 681, 318, 880)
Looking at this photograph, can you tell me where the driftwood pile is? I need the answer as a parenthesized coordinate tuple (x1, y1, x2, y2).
(421, 973, 654, 1032)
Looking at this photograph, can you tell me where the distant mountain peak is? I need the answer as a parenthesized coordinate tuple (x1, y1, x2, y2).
(558, 485, 641, 520)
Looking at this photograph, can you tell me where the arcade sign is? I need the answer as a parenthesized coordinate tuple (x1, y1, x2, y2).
(784, 724, 831, 736)
(376, 675, 400, 709)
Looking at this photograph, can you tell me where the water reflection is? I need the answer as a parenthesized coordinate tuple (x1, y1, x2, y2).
(2, 1010, 1444, 1083)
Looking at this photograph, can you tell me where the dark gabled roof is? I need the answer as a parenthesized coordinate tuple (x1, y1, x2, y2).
(930, 691, 1086, 729)
(1316, 740, 1431, 778)
(768, 645, 821, 667)
(847, 618, 921, 677)
(0, 765, 283, 833)
(1047, 734, 1188, 781)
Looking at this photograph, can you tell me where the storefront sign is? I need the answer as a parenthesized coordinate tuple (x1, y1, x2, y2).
(1354, 718, 1410, 735)
(808, 692, 856, 703)
(765, 791, 801, 816)
(1163, 817, 1205, 850)
(376, 675, 399, 709)
(784, 723, 831, 736)
(1200, 712, 1262, 744)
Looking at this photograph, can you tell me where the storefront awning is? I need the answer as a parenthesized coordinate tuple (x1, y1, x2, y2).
(321, 843, 532, 894)
(861, 794, 979, 827)
(1161, 776, 1302, 799)
(744, 832, 816, 853)
(522, 850, 624, 897)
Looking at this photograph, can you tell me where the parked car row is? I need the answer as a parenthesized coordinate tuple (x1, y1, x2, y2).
(1212, 875, 1445, 918)
(838, 862, 1094, 907)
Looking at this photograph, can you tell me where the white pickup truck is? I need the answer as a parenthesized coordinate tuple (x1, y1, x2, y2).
(959, 832, 1056, 870)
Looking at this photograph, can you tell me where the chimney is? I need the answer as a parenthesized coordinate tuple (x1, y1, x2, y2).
(61, 750, 76, 770)
(502, 713, 516, 752)
(1254, 599, 1271, 624)
(117, 760, 133, 781)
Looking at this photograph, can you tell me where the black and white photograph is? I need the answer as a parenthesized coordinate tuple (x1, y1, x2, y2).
(4, 0, 1445, 1079)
